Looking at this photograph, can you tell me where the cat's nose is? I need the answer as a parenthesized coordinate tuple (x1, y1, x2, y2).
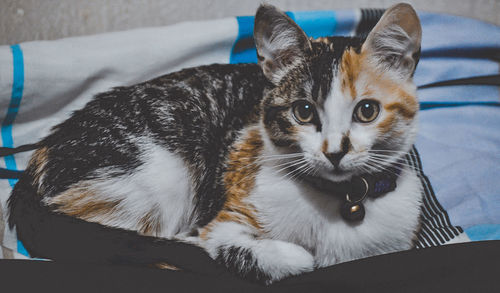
(324, 151, 347, 168)
(323, 135, 350, 168)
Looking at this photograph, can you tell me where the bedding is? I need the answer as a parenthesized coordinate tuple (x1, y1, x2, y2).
(0, 7, 498, 284)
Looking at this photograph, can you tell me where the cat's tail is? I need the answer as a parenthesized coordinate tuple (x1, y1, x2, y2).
(7, 174, 225, 276)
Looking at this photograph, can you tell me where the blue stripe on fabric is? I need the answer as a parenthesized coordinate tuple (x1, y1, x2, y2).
(465, 224, 500, 241)
(419, 101, 500, 110)
(287, 11, 336, 38)
(2, 44, 24, 187)
(331, 10, 358, 36)
(17, 240, 29, 257)
(230, 16, 256, 64)
(230, 11, 337, 64)
(2, 44, 27, 257)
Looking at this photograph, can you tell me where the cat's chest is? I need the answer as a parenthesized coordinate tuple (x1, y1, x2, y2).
(247, 165, 423, 266)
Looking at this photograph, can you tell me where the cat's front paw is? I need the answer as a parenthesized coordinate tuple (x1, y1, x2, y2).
(253, 239, 315, 283)
(216, 239, 314, 284)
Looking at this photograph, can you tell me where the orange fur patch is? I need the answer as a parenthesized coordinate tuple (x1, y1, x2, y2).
(361, 88, 374, 99)
(138, 206, 162, 236)
(312, 37, 336, 51)
(337, 43, 418, 134)
(29, 147, 49, 188)
(377, 112, 397, 133)
(378, 95, 417, 133)
(50, 183, 163, 236)
(361, 66, 417, 118)
(155, 263, 180, 270)
(340, 48, 363, 100)
(385, 100, 417, 120)
(313, 37, 332, 46)
(49, 184, 122, 222)
(321, 140, 329, 153)
(357, 62, 418, 129)
(200, 128, 264, 240)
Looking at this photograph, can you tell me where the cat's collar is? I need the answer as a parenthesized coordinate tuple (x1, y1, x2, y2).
(301, 167, 401, 222)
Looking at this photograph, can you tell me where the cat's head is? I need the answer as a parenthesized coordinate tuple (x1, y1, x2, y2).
(254, 3, 421, 182)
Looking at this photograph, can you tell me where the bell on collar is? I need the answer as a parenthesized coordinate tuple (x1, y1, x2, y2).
(340, 201, 365, 222)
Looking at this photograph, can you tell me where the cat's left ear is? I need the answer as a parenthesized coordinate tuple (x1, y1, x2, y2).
(254, 4, 311, 85)
(362, 3, 422, 80)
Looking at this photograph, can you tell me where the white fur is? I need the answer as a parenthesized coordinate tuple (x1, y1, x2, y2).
(250, 157, 422, 267)
(49, 142, 197, 237)
(203, 221, 314, 282)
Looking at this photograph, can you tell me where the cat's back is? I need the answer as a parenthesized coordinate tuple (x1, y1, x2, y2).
(11, 62, 269, 237)
(37, 63, 265, 189)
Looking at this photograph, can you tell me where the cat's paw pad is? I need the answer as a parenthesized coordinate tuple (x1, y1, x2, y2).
(255, 239, 314, 283)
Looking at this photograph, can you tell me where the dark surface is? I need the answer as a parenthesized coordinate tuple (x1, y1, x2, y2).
(1, 240, 498, 293)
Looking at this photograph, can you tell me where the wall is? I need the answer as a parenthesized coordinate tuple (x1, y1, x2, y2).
(1, 0, 499, 45)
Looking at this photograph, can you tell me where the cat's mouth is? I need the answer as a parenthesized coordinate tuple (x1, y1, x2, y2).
(292, 157, 357, 183)
(330, 166, 345, 174)
(316, 166, 355, 182)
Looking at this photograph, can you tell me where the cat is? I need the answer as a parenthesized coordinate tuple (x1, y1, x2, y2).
(7, 3, 423, 284)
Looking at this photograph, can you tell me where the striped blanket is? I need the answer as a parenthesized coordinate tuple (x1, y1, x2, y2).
(0, 8, 499, 260)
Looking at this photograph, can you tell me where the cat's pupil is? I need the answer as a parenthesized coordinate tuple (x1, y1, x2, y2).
(299, 104, 311, 117)
(361, 103, 374, 118)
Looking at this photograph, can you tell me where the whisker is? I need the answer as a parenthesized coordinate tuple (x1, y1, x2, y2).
(294, 164, 316, 181)
(366, 158, 416, 176)
(237, 157, 310, 188)
(242, 156, 305, 173)
(257, 153, 303, 160)
(305, 165, 317, 177)
(253, 161, 309, 185)
(368, 156, 424, 173)
(277, 164, 305, 182)
(368, 154, 408, 163)
(252, 154, 302, 164)
(267, 157, 304, 170)
(368, 154, 409, 161)
(364, 160, 395, 175)
(234, 153, 303, 168)
(355, 163, 372, 174)
(367, 149, 409, 154)
(291, 165, 314, 182)
(363, 160, 381, 173)
(367, 150, 412, 158)
(271, 158, 307, 174)
(368, 153, 420, 165)
(223, 156, 305, 193)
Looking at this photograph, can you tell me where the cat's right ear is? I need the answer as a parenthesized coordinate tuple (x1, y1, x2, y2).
(254, 4, 311, 85)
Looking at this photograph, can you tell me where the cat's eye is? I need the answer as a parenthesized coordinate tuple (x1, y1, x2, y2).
(292, 100, 315, 124)
(353, 100, 380, 123)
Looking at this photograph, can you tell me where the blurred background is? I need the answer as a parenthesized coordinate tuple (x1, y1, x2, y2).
(1, 0, 499, 45)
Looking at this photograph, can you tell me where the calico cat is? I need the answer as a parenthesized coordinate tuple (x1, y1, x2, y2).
(8, 3, 423, 284)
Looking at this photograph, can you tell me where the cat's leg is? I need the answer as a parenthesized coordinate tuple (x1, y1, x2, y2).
(199, 221, 315, 284)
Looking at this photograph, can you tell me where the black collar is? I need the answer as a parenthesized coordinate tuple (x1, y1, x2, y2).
(300, 167, 400, 222)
